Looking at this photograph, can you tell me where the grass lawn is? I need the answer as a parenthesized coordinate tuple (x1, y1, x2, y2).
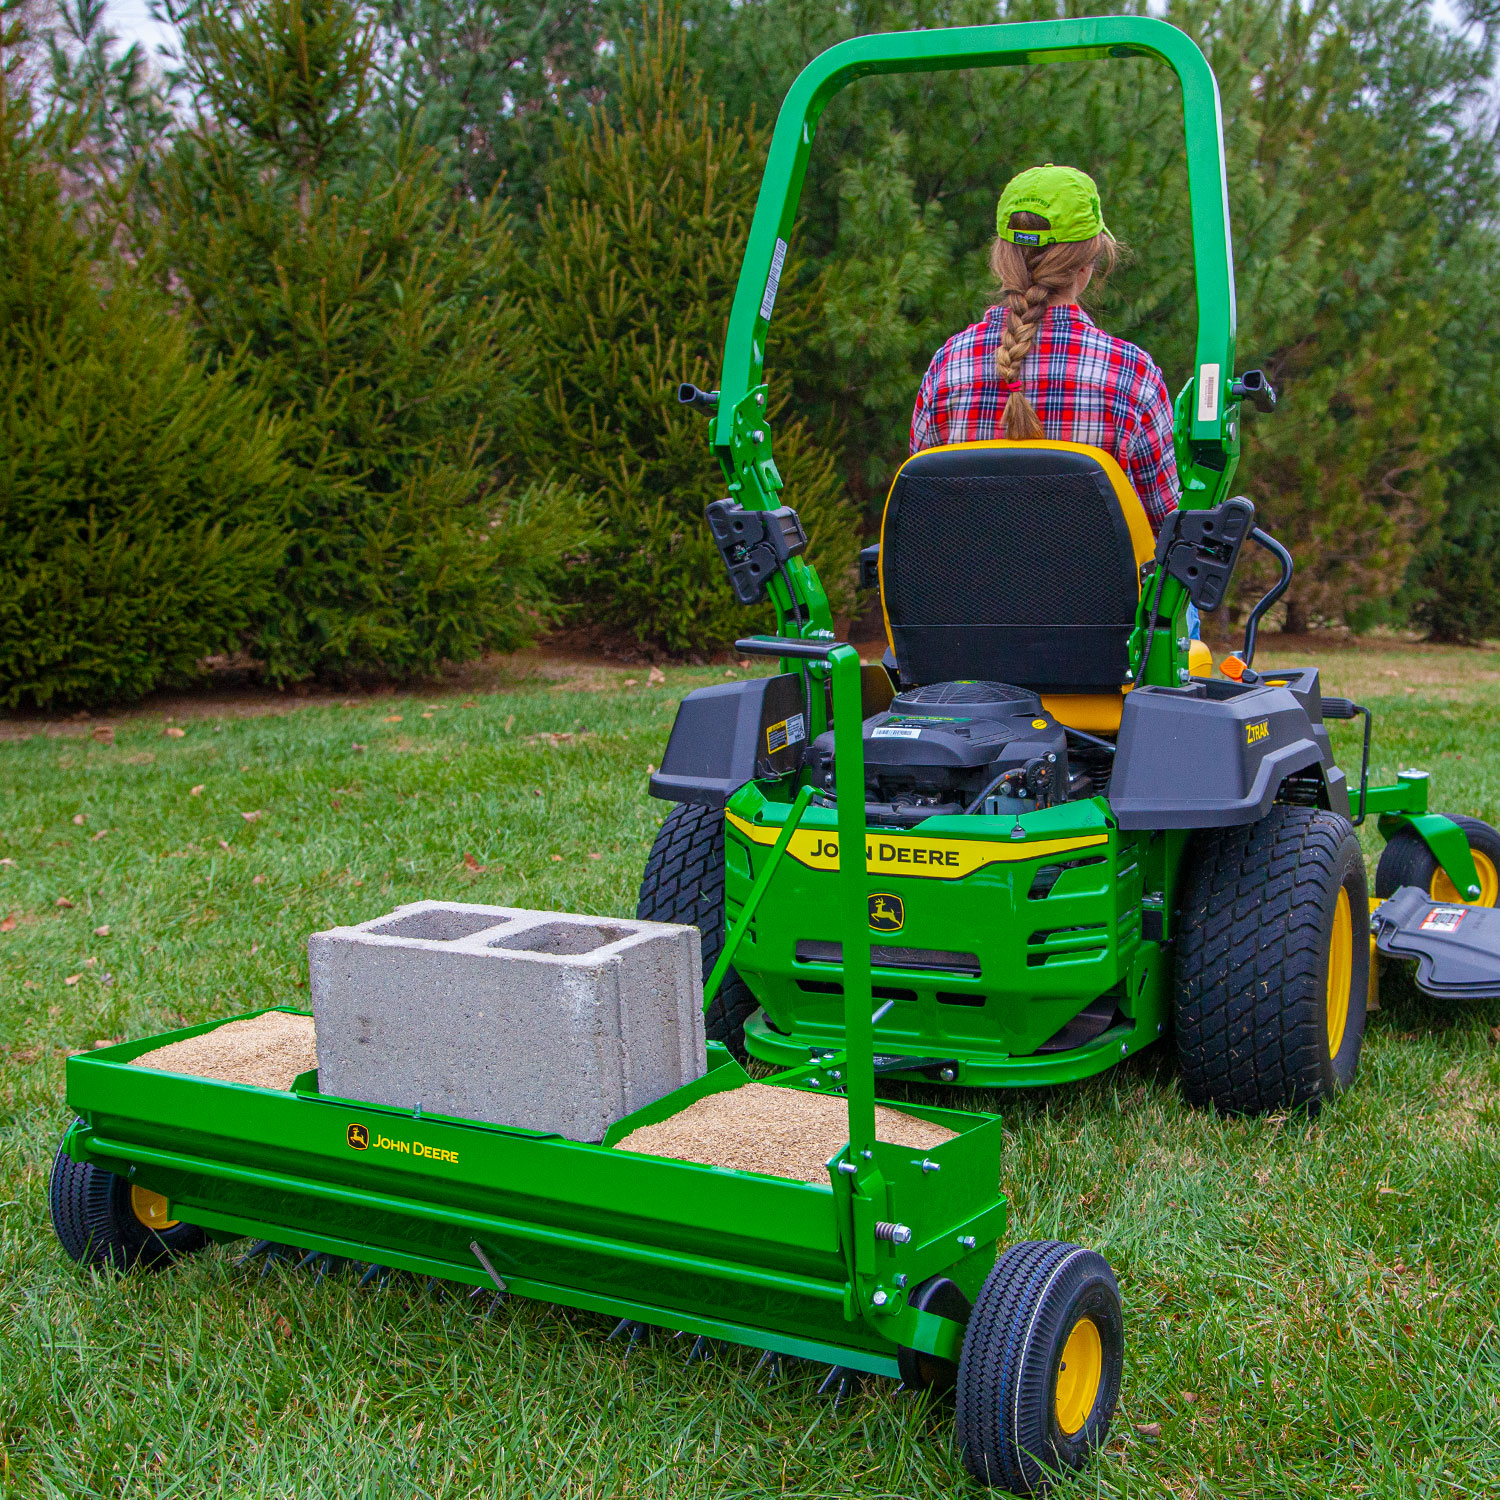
(2, 641, 1498, 1498)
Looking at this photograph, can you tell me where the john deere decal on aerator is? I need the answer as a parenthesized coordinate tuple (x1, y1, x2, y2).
(46, 19, 1500, 1499)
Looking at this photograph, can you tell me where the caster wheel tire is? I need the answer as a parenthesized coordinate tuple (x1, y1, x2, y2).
(1375, 814, 1500, 907)
(955, 1241, 1123, 1494)
(49, 1126, 208, 1271)
(1175, 805, 1369, 1115)
(637, 801, 757, 1059)
(896, 1275, 972, 1395)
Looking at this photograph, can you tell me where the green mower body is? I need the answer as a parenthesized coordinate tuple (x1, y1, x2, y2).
(647, 17, 1497, 1109)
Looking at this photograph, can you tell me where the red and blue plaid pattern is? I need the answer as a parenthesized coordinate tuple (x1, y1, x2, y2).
(910, 304, 1181, 532)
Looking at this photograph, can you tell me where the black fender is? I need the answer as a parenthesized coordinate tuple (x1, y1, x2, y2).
(649, 673, 808, 807)
(1110, 680, 1349, 829)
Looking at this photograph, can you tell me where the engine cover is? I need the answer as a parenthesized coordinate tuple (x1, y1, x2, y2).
(807, 680, 1070, 826)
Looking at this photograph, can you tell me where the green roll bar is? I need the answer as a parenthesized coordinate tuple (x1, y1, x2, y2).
(709, 16, 1241, 642)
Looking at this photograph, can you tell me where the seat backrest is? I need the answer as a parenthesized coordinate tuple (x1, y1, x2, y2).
(879, 440, 1155, 694)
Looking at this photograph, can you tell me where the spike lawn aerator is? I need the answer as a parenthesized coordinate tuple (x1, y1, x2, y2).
(44, 19, 1500, 1499)
(643, 22, 1500, 1117)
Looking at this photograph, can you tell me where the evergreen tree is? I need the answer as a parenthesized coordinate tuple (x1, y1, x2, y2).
(150, 0, 588, 683)
(0, 19, 289, 708)
(519, 11, 856, 651)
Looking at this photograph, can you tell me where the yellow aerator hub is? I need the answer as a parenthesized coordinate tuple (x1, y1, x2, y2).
(1055, 1316, 1103, 1434)
(1326, 887, 1353, 1057)
(130, 1185, 179, 1231)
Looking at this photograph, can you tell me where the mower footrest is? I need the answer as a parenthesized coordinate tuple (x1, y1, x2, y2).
(1372, 886, 1500, 999)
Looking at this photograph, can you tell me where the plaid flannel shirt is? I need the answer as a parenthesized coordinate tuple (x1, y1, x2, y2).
(909, 304, 1181, 533)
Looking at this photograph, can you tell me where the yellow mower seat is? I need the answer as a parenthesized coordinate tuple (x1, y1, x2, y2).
(878, 440, 1157, 719)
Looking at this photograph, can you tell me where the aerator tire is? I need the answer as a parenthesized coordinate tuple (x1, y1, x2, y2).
(955, 1241, 1123, 1493)
(1175, 805, 1368, 1116)
(49, 1128, 207, 1271)
(636, 802, 757, 1058)
(1374, 814, 1500, 906)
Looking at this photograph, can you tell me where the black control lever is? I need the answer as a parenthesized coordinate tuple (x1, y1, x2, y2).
(678, 383, 720, 412)
(1241, 526, 1294, 667)
(1231, 369, 1277, 413)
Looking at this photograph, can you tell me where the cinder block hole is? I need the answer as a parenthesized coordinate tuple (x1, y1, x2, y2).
(490, 921, 633, 957)
(368, 909, 512, 942)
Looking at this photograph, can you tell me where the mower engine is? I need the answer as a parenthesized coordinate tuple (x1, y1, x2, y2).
(806, 680, 1074, 827)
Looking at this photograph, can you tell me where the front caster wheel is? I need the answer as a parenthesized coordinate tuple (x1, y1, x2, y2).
(49, 1126, 208, 1271)
(955, 1241, 1123, 1493)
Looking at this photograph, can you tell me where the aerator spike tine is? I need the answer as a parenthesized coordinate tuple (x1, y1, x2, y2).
(752, 1348, 784, 1381)
(294, 1249, 321, 1273)
(685, 1334, 712, 1364)
(816, 1365, 856, 1408)
(608, 1318, 650, 1354)
(356, 1263, 389, 1289)
(234, 1239, 277, 1268)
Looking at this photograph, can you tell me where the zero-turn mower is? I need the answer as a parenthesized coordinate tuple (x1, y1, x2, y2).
(644, 19, 1500, 1116)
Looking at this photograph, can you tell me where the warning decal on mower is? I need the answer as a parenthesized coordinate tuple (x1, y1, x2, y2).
(726, 812, 1108, 881)
(760, 238, 788, 321)
(766, 712, 806, 756)
(1421, 906, 1468, 932)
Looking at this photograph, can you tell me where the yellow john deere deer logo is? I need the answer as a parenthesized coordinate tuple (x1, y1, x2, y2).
(346, 1123, 369, 1151)
(868, 893, 905, 933)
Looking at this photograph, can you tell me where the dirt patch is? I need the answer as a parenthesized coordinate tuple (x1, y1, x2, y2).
(614, 1080, 956, 1184)
(130, 1011, 316, 1091)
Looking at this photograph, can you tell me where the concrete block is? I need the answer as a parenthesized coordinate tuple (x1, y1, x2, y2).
(308, 902, 705, 1140)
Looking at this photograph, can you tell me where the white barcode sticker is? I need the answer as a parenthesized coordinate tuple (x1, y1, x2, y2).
(1420, 906, 1467, 932)
(759, 238, 788, 322)
(872, 726, 922, 740)
(1197, 364, 1221, 423)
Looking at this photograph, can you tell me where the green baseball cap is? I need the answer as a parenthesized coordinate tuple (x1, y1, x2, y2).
(995, 164, 1107, 246)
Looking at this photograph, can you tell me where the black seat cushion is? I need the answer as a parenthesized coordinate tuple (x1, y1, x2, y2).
(881, 444, 1144, 693)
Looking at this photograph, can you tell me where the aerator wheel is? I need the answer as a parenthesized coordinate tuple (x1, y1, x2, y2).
(955, 1241, 1123, 1493)
(637, 802, 758, 1058)
(49, 1127, 207, 1271)
(1175, 805, 1369, 1115)
(1375, 814, 1500, 907)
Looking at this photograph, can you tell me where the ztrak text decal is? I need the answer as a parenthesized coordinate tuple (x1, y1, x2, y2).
(1246, 719, 1270, 746)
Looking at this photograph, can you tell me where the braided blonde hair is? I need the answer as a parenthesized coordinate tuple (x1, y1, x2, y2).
(989, 211, 1119, 440)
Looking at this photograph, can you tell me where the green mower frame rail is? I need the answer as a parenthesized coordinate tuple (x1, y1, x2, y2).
(650, 16, 1492, 1101)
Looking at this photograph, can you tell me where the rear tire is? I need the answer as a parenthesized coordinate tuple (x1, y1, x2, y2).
(636, 802, 757, 1059)
(49, 1127, 208, 1271)
(1174, 805, 1368, 1115)
(955, 1241, 1123, 1493)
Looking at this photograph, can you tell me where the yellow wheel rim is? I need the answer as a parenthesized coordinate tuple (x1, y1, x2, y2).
(1054, 1316, 1103, 1435)
(1326, 886, 1353, 1059)
(130, 1186, 179, 1232)
(1430, 850, 1500, 907)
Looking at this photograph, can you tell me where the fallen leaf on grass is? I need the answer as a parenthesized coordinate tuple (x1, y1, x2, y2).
(0, 857, 15, 867)
(252, 875, 265, 886)
(163, 726, 186, 739)
(623, 678, 638, 687)
(648, 667, 666, 685)
(738, 659, 750, 668)
(724, 669, 737, 677)
(1182, 1391, 1197, 1404)
(462, 700, 478, 708)
(90, 726, 114, 745)
(342, 699, 360, 708)
(421, 712, 434, 720)
(190, 784, 205, 796)
(64, 974, 81, 986)
(587, 852, 602, 861)
(383, 715, 403, 723)
(91, 830, 109, 841)
(351, 743, 367, 753)
(55, 896, 74, 909)
(94, 925, 110, 936)
(463, 853, 485, 872)
(0, 916, 14, 932)
(550, 854, 563, 863)
(1135, 1423, 1161, 1439)
(72, 814, 86, 826)
(504, 715, 515, 733)
(241, 810, 265, 822)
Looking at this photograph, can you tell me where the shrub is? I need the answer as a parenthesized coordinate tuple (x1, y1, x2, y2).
(0, 52, 288, 709)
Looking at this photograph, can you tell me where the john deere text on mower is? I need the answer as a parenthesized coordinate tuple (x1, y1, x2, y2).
(643, 20, 1500, 1117)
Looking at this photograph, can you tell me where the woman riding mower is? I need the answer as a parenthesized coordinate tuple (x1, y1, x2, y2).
(910, 164, 1186, 566)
